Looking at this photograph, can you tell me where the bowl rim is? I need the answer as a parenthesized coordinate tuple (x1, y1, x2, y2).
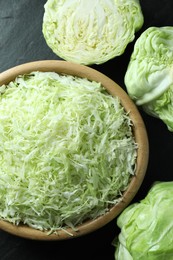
(0, 60, 149, 240)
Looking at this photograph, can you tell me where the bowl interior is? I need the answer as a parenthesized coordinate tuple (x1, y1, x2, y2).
(0, 60, 149, 240)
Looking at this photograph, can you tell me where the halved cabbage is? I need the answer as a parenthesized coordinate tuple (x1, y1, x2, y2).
(42, 0, 143, 65)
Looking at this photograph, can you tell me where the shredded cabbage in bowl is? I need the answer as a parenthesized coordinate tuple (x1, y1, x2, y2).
(0, 72, 137, 232)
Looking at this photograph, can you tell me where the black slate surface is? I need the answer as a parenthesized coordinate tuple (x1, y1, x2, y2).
(0, 1, 173, 259)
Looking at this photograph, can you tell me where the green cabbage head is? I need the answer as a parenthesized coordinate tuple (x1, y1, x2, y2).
(125, 26, 173, 131)
(42, 0, 143, 65)
(115, 181, 173, 260)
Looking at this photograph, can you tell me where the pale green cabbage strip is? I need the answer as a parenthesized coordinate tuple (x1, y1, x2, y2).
(0, 72, 137, 233)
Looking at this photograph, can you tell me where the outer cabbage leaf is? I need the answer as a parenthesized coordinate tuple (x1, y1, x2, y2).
(0, 72, 137, 232)
(125, 26, 173, 131)
(42, 0, 143, 65)
(115, 182, 173, 260)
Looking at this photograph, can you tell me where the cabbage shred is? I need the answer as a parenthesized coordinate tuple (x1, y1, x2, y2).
(0, 72, 137, 232)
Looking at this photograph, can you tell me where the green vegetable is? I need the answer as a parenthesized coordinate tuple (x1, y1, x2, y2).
(125, 26, 173, 131)
(42, 0, 143, 65)
(0, 71, 137, 232)
(114, 182, 173, 260)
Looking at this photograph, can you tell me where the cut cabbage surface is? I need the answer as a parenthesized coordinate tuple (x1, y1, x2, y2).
(42, 0, 143, 65)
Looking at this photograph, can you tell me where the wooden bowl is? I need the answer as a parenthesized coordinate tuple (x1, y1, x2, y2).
(0, 60, 149, 240)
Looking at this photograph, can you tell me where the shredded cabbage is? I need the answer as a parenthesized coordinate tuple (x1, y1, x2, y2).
(0, 72, 137, 232)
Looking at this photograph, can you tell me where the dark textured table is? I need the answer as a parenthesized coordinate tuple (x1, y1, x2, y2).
(0, 1, 173, 259)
